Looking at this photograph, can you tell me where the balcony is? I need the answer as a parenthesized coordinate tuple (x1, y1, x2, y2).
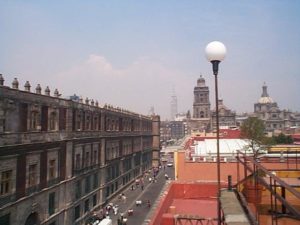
(0, 130, 153, 145)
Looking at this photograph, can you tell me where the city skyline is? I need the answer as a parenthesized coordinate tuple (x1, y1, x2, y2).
(1, 1, 300, 120)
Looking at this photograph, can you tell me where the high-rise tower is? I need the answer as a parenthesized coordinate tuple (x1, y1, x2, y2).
(193, 75, 210, 118)
(170, 89, 178, 120)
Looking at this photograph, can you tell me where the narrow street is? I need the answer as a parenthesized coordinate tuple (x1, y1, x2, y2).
(106, 165, 174, 225)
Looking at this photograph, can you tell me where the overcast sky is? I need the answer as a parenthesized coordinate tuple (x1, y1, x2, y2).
(1, 1, 300, 120)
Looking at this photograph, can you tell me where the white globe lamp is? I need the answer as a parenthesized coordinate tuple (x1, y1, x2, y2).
(205, 41, 226, 75)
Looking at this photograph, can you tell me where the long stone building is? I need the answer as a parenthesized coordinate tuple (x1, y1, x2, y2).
(0, 75, 160, 225)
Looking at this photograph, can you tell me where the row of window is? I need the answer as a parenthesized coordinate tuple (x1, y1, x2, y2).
(0, 157, 57, 197)
(105, 116, 152, 132)
(1, 102, 153, 133)
(75, 174, 99, 200)
(75, 148, 99, 171)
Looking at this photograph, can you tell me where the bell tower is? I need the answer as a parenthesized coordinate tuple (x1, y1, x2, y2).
(193, 75, 210, 118)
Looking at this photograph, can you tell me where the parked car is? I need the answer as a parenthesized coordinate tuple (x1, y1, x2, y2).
(167, 163, 173, 167)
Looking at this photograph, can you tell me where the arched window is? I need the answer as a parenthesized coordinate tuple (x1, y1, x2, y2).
(200, 111, 205, 118)
(25, 212, 39, 225)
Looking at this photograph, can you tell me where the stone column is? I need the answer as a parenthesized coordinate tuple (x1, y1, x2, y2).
(151, 115, 160, 168)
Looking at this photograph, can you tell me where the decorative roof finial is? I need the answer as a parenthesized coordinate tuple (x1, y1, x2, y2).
(45, 86, 50, 96)
(0, 74, 4, 86)
(12, 78, 19, 89)
(36, 84, 42, 94)
(54, 89, 59, 97)
(24, 81, 31, 92)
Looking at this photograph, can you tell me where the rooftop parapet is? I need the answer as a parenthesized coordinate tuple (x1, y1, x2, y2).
(0, 74, 153, 119)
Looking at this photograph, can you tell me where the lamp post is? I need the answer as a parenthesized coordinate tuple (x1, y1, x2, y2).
(205, 41, 226, 225)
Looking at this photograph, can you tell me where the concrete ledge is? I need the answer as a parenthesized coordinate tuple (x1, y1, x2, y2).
(220, 190, 251, 225)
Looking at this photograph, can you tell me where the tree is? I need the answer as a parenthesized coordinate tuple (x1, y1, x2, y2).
(240, 117, 265, 157)
(273, 133, 294, 144)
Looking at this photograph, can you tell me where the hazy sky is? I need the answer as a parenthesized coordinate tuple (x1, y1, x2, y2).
(1, 1, 300, 120)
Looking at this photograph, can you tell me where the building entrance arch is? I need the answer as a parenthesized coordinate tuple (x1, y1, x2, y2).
(24, 212, 40, 225)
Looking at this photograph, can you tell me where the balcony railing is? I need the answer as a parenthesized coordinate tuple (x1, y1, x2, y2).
(0, 130, 153, 145)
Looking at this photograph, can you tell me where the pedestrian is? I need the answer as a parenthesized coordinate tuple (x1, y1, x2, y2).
(149, 177, 152, 183)
(117, 218, 122, 225)
(131, 185, 134, 190)
(141, 184, 144, 190)
(113, 205, 118, 215)
(165, 173, 169, 180)
(122, 195, 127, 203)
(147, 199, 151, 208)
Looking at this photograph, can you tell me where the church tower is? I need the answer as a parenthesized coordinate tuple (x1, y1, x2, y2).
(193, 75, 210, 118)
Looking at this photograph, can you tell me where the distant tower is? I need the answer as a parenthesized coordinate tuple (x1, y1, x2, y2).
(170, 88, 178, 120)
(193, 75, 210, 118)
(149, 106, 155, 115)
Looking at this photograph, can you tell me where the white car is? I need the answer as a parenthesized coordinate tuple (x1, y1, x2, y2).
(167, 163, 173, 167)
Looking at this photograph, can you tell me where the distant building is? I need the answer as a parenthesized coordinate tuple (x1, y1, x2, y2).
(160, 121, 187, 143)
(254, 83, 300, 133)
(170, 92, 178, 121)
(211, 99, 236, 130)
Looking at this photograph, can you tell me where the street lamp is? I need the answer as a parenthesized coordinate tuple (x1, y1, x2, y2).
(205, 41, 226, 225)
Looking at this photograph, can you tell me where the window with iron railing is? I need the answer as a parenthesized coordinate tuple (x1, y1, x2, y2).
(28, 164, 37, 187)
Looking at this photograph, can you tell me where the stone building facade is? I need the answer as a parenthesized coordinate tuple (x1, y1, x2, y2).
(188, 75, 236, 133)
(0, 75, 160, 225)
(211, 99, 236, 130)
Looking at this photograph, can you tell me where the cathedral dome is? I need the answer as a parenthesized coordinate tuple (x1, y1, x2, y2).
(258, 96, 274, 104)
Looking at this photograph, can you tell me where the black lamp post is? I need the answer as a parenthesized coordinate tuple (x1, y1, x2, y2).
(205, 41, 226, 225)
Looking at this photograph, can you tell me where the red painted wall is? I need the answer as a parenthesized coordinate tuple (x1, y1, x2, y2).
(149, 183, 218, 225)
(176, 151, 299, 183)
